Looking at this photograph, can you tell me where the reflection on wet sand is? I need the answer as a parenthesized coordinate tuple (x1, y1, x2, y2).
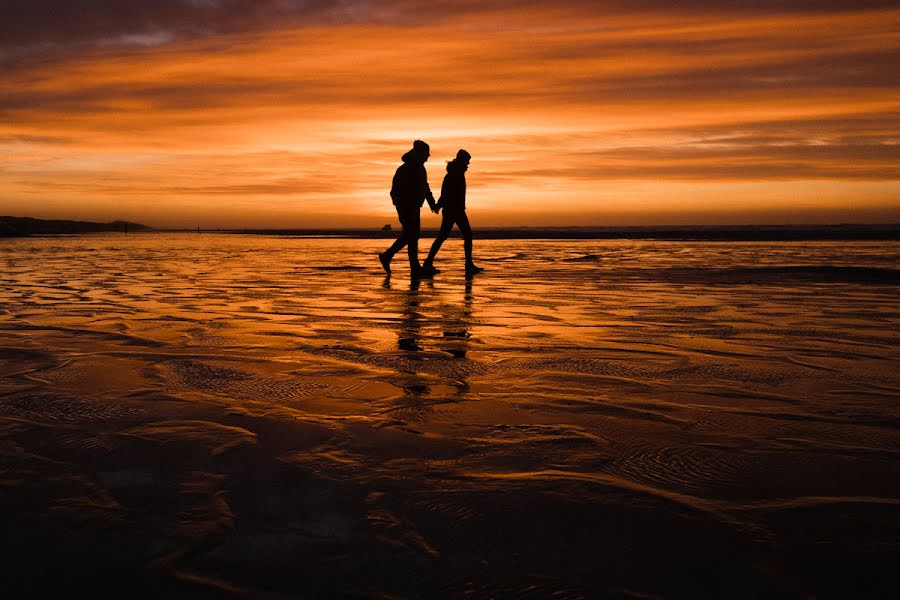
(0, 234, 899, 598)
(441, 276, 474, 360)
(381, 274, 475, 415)
(385, 273, 474, 360)
(389, 275, 424, 353)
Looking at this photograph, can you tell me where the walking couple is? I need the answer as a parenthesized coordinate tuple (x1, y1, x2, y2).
(379, 140, 483, 278)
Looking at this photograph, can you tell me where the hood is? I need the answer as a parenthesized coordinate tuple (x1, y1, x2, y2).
(446, 159, 466, 173)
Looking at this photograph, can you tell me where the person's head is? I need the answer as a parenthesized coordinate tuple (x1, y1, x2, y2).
(455, 149, 471, 171)
(412, 140, 430, 163)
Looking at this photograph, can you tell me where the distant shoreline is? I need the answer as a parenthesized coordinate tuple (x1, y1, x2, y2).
(0, 216, 150, 237)
(3, 216, 898, 241)
(174, 224, 900, 241)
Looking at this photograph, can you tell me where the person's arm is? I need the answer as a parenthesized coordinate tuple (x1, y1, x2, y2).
(436, 173, 452, 212)
(423, 167, 437, 212)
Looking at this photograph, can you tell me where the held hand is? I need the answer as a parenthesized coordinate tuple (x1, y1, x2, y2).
(431, 205, 440, 214)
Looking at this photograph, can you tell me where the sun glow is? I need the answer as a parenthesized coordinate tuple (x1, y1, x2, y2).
(2, 5, 898, 227)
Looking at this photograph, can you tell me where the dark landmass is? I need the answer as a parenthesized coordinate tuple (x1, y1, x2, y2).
(0, 216, 152, 237)
(207, 224, 900, 241)
(630, 265, 900, 285)
(4, 218, 898, 240)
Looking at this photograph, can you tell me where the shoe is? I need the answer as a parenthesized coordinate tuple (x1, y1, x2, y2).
(421, 263, 441, 275)
(413, 265, 435, 279)
(465, 264, 484, 275)
(378, 252, 391, 274)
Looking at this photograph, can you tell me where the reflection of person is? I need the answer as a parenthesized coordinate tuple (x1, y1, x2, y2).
(442, 276, 474, 359)
(397, 276, 422, 352)
(379, 140, 438, 277)
(423, 149, 483, 276)
(381, 273, 476, 405)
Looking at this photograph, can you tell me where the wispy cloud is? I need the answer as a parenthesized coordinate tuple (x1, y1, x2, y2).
(1, 2, 898, 226)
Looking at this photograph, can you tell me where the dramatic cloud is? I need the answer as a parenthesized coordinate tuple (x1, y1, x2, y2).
(1, 2, 898, 226)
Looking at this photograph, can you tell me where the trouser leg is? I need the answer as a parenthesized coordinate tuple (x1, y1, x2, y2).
(385, 230, 407, 258)
(425, 214, 455, 265)
(456, 211, 474, 264)
(385, 206, 412, 258)
(401, 210, 421, 269)
(386, 206, 418, 266)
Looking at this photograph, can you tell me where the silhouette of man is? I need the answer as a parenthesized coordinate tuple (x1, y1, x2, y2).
(379, 140, 437, 277)
(422, 149, 482, 275)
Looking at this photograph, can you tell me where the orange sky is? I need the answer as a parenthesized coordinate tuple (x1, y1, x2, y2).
(2, 2, 898, 227)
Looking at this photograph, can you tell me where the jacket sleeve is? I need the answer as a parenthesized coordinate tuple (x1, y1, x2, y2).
(423, 168, 436, 209)
(437, 173, 451, 209)
(390, 168, 401, 204)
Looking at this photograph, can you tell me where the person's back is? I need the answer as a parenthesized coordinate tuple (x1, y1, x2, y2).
(391, 150, 430, 212)
(438, 160, 467, 214)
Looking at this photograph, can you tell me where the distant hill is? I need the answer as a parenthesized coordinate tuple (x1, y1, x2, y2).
(0, 216, 152, 237)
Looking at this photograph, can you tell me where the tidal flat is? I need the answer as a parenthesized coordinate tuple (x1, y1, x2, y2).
(1, 234, 898, 598)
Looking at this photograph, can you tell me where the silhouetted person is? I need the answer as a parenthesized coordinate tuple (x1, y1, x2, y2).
(379, 140, 438, 277)
(423, 149, 482, 275)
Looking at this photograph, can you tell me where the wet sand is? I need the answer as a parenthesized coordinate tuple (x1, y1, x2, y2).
(1, 234, 899, 598)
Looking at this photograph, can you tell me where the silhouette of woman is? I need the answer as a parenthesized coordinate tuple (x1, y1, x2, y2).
(422, 149, 482, 275)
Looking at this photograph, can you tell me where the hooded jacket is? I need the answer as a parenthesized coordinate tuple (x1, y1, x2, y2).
(391, 150, 435, 212)
(437, 159, 467, 214)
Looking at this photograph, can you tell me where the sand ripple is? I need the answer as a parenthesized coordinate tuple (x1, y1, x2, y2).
(0, 235, 898, 598)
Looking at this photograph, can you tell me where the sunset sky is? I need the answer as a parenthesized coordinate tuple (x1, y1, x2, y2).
(2, 1, 898, 228)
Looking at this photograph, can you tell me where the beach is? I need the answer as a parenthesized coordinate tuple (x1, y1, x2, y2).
(1, 233, 898, 598)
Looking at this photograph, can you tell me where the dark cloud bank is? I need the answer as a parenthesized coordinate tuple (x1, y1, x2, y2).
(4, 0, 897, 48)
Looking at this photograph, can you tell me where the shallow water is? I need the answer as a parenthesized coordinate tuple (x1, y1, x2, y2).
(1, 234, 899, 598)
